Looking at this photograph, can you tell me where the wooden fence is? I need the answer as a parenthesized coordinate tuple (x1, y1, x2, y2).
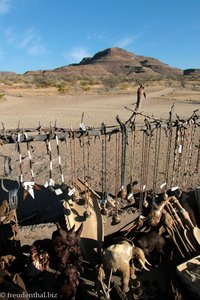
(0, 108, 200, 197)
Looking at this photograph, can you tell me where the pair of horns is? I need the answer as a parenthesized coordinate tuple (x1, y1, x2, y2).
(68, 223, 83, 234)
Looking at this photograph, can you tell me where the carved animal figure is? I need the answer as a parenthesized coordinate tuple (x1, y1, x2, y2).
(52, 223, 83, 271)
(136, 232, 165, 266)
(147, 197, 171, 227)
(52, 223, 84, 299)
(56, 264, 80, 300)
(3, 209, 18, 227)
(0, 200, 9, 222)
(101, 240, 150, 293)
(0, 255, 16, 269)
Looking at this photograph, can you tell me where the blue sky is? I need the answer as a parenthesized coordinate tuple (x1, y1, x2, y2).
(0, 0, 199, 74)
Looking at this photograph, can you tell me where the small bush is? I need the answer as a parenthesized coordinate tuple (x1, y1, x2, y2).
(0, 93, 6, 101)
(81, 85, 91, 92)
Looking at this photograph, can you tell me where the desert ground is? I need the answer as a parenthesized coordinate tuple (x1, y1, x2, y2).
(0, 85, 200, 129)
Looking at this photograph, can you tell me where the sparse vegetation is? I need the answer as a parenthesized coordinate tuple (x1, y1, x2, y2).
(0, 93, 6, 102)
(0, 71, 199, 96)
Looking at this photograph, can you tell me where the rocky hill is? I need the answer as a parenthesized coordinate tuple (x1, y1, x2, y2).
(25, 47, 182, 77)
(183, 68, 200, 76)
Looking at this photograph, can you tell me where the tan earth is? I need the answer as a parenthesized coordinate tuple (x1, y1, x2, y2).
(0, 86, 199, 128)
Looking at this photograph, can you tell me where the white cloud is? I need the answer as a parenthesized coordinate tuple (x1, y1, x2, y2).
(63, 47, 91, 63)
(0, 0, 10, 15)
(115, 37, 135, 48)
(4, 27, 46, 56)
(28, 44, 45, 56)
(20, 28, 37, 48)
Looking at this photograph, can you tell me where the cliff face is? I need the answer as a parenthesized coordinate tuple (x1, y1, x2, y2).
(25, 47, 183, 76)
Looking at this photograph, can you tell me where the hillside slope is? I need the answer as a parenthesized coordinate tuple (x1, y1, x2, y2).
(25, 47, 182, 77)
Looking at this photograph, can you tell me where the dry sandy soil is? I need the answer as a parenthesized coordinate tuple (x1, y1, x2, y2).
(0, 86, 199, 128)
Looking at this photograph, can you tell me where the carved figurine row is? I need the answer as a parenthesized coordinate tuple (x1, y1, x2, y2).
(0, 196, 84, 299)
(0, 185, 199, 299)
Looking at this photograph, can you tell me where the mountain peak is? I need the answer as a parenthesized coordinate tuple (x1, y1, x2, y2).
(26, 47, 183, 77)
(79, 47, 136, 65)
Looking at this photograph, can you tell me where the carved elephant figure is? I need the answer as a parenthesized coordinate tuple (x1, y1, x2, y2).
(137, 231, 165, 257)
(0, 255, 16, 269)
(136, 231, 165, 267)
(102, 240, 150, 293)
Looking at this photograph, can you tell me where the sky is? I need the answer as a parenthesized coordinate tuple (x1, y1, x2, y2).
(0, 0, 200, 74)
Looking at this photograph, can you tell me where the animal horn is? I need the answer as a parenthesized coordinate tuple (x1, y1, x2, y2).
(139, 258, 150, 271)
(75, 223, 83, 238)
(145, 259, 152, 266)
(1, 178, 9, 192)
(69, 224, 75, 233)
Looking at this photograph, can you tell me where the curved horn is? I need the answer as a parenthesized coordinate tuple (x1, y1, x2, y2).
(145, 259, 152, 266)
(75, 223, 83, 238)
(139, 258, 150, 271)
(1, 178, 20, 193)
(68, 224, 75, 234)
(1, 178, 9, 192)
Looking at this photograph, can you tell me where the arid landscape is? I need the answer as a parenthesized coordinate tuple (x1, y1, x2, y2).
(0, 80, 200, 190)
(0, 48, 200, 299)
(0, 48, 200, 216)
(0, 48, 199, 128)
(0, 83, 199, 128)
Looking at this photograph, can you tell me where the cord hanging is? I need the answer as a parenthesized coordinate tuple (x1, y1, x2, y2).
(24, 131, 34, 182)
(16, 133, 24, 184)
(176, 126, 185, 188)
(152, 122, 162, 205)
(163, 105, 174, 192)
(171, 122, 181, 189)
(183, 121, 196, 189)
(189, 121, 196, 188)
(82, 133, 91, 218)
(113, 131, 121, 224)
(139, 129, 146, 216)
(138, 119, 153, 214)
(68, 126, 80, 201)
(55, 134, 64, 184)
(45, 137, 54, 188)
(116, 116, 128, 200)
(23, 131, 41, 199)
(195, 134, 200, 174)
(126, 124, 137, 204)
(100, 124, 108, 214)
